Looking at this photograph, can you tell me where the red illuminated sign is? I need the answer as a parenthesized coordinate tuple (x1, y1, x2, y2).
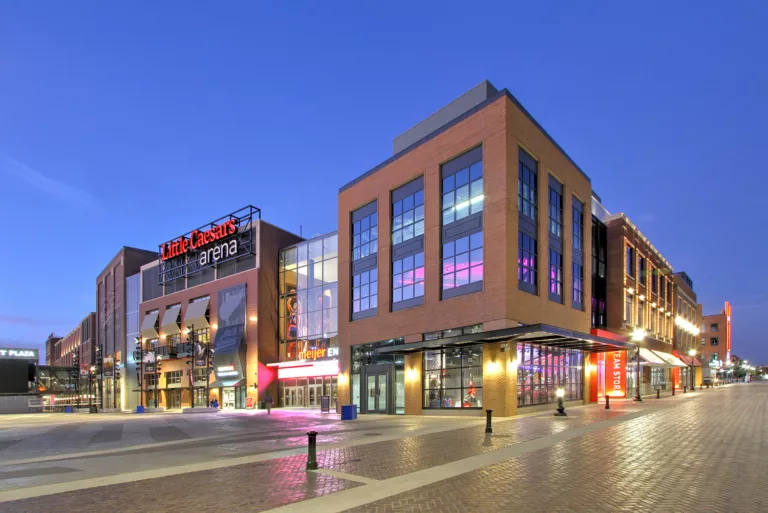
(161, 219, 237, 261)
(274, 360, 339, 379)
(606, 351, 626, 398)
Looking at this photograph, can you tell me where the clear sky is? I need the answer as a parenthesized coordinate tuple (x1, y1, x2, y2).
(1, 2, 766, 362)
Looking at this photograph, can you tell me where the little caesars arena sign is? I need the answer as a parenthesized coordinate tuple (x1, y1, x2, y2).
(158, 206, 258, 284)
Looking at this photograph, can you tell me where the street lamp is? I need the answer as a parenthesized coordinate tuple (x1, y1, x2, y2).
(554, 388, 567, 416)
(688, 349, 697, 391)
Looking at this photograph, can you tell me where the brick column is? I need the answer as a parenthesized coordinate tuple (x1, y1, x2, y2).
(483, 341, 518, 417)
(404, 352, 422, 415)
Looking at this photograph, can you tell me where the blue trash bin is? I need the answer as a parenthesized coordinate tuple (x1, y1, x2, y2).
(64, 406, 73, 413)
(340, 404, 357, 420)
(136, 405, 145, 414)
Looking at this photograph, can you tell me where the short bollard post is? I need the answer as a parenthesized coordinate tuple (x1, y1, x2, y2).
(485, 409, 493, 434)
(672, 386, 676, 396)
(306, 431, 318, 470)
(657, 389, 660, 399)
(605, 396, 610, 410)
(683, 385, 687, 393)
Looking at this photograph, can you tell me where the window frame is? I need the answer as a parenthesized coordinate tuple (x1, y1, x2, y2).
(549, 248, 563, 303)
(422, 345, 484, 409)
(626, 246, 635, 278)
(518, 231, 538, 295)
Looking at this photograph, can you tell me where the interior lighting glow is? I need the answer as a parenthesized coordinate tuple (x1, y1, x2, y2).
(632, 329, 646, 342)
(675, 316, 700, 335)
(277, 360, 340, 379)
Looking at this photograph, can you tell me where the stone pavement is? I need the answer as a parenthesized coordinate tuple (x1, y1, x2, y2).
(2, 384, 767, 512)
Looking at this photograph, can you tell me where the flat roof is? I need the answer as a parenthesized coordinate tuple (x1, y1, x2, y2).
(340, 86, 592, 193)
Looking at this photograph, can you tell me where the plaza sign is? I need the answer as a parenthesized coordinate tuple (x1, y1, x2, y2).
(0, 348, 39, 360)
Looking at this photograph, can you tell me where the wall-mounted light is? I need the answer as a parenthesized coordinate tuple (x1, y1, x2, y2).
(639, 294, 646, 301)
(659, 307, 665, 312)
(406, 368, 418, 381)
(627, 287, 635, 295)
(160, 334, 167, 340)
(632, 328, 646, 342)
(211, 323, 218, 330)
(249, 316, 258, 323)
(651, 302, 657, 308)
(337, 373, 349, 385)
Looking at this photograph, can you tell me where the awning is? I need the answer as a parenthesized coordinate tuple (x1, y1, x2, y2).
(160, 305, 182, 335)
(208, 379, 245, 388)
(678, 355, 702, 366)
(633, 348, 668, 366)
(140, 311, 160, 339)
(185, 298, 210, 329)
(375, 323, 638, 355)
(653, 350, 686, 367)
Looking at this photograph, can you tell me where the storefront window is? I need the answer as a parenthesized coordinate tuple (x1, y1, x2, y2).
(517, 343, 583, 406)
(423, 345, 483, 409)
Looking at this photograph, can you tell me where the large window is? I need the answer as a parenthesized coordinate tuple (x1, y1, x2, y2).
(352, 212, 378, 261)
(519, 154, 537, 220)
(638, 300, 645, 327)
(393, 189, 425, 245)
(518, 344, 583, 406)
(353, 268, 378, 314)
(423, 346, 483, 409)
(659, 277, 665, 300)
(518, 232, 538, 293)
(573, 200, 584, 252)
(572, 263, 584, 308)
(166, 371, 182, 385)
(639, 257, 646, 284)
(393, 252, 425, 304)
(548, 177, 563, 238)
(625, 293, 632, 322)
(626, 246, 635, 278)
(711, 337, 719, 346)
(651, 268, 658, 294)
(442, 232, 483, 290)
(549, 249, 563, 302)
(442, 162, 483, 225)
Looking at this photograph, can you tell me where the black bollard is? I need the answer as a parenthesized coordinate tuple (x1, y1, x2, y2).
(672, 386, 675, 396)
(605, 396, 610, 410)
(657, 389, 660, 399)
(684, 385, 687, 393)
(485, 409, 493, 434)
(306, 431, 318, 470)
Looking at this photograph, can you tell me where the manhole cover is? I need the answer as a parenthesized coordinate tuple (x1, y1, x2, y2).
(363, 433, 382, 436)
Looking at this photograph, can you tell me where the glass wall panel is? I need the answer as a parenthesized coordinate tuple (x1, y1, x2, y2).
(517, 343, 583, 407)
(422, 345, 483, 408)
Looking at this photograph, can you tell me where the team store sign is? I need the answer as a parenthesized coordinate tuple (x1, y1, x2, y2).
(600, 351, 627, 398)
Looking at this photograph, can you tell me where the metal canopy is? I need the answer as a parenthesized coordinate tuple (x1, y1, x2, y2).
(375, 323, 638, 355)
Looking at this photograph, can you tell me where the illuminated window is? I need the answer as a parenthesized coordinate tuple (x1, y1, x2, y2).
(393, 252, 425, 304)
(442, 162, 483, 225)
(393, 189, 424, 245)
(549, 249, 563, 302)
(638, 300, 645, 327)
(548, 177, 563, 238)
(352, 268, 378, 314)
(625, 294, 632, 322)
(518, 232, 537, 293)
(573, 199, 584, 251)
(352, 211, 378, 261)
(442, 232, 483, 290)
(423, 345, 483, 409)
(572, 263, 583, 309)
(166, 371, 182, 385)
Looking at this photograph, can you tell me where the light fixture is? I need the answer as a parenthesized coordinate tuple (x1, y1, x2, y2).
(659, 307, 665, 312)
(688, 349, 696, 357)
(666, 312, 671, 317)
(160, 334, 167, 340)
(554, 388, 566, 416)
(249, 316, 258, 323)
(627, 287, 635, 295)
(211, 323, 218, 330)
(651, 302, 657, 308)
(639, 294, 646, 301)
(632, 329, 646, 342)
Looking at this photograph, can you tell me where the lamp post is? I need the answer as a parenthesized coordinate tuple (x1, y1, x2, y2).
(632, 329, 644, 402)
(688, 349, 696, 391)
(554, 388, 567, 416)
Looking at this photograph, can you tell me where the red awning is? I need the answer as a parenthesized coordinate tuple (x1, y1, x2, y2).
(679, 355, 702, 366)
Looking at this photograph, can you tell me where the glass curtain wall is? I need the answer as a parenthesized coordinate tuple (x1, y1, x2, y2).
(517, 343, 583, 406)
(279, 233, 339, 358)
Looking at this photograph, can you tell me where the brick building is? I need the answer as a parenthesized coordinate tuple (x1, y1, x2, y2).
(137, 207, 301, 411)
(335, 81, 634, 417)
(46, 312, 97, 368)
(700, 301, 732, 382)
(673, 271, 702, 388)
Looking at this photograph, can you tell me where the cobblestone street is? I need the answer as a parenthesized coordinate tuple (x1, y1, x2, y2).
(1, 384, 766, 512)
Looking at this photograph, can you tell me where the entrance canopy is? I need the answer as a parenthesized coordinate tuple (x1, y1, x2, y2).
(678, 354, 701, 367)
(208, 378, 245, 388)
(375, 323, 637, 355)
(653, 351, 686, 367)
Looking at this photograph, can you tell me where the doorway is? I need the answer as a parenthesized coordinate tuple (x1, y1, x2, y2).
(167, 389, 181, 410)
(222, 387, 236, 409)
(361, 364, 393, 414)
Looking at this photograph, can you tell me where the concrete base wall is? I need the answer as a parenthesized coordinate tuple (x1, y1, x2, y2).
(0, 395, 37, 414)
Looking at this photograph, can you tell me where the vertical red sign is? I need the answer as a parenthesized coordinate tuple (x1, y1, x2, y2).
(605, 351, 627, 398)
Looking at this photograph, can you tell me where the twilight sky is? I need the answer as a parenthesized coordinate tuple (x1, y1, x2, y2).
(1, 2, 766, 362)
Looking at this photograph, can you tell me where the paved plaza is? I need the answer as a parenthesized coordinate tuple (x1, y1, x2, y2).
(0, 384, 766, 512)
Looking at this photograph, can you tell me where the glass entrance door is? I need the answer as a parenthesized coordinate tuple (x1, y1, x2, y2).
(366, 373, 388, 413)
(223, 387, 236, 409)
(308, 384, 323, 407)
(167, 389, 181, 409)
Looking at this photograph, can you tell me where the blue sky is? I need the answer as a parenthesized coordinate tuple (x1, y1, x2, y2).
(1, 2, 766, 362)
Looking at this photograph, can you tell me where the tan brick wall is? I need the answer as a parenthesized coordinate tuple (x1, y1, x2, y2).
(404, 353, 422, 415)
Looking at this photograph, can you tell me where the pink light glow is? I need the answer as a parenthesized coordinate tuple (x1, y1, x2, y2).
(277, 360, 339, 379)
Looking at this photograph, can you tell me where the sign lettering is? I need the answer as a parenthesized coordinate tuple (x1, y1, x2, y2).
(606, 351, 627, 398)
(161, 219, 237, 261)
(0, 348, 38, 360)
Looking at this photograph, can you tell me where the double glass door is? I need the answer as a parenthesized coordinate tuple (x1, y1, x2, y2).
(167, 389, 181, 409)
(222, 388, 236, 409)
(283, 386, 304, 407)
(363, 365, 391, 414)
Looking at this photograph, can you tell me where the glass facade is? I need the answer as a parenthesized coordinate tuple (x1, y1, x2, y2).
(517, 343, 583, 406)
(442, 162, 484, 225)
(423, 345, 483, 409)
(393, 252, 425, 303)
(350, 339, 405, 414)
(279, 233, 339, 359)
(518, 232, 538, 291)
(393, 189, 425, 245)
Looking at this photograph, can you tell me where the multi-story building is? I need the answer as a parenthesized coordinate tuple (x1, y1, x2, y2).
(44, 333, 62, 367)
(137, 206, 301, 411)
(335, 81, 634, 417)
(603, 213, 686, 397)
(47, 313, 97, 368)
(96, 246, 157, 410)
(672, 272, 701, 389)
(700, 301, 732, 383)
